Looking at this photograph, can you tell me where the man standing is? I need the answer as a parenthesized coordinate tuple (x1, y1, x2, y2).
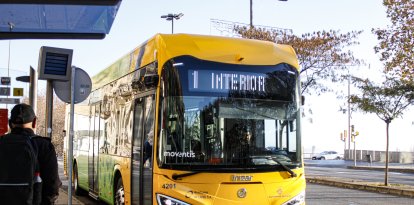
(0, 103, 61, 205)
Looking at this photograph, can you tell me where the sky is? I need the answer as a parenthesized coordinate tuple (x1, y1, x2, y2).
(1, 0, 413, 154)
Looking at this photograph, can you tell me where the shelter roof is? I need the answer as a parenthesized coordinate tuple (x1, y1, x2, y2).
(0, 0, 121, 39)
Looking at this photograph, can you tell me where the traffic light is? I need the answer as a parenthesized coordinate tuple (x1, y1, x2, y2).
(340, 133, 343, 141)
(351, 125, 355, 132)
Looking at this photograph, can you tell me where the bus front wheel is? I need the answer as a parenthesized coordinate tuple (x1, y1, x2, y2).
(115, 177, 125, 205)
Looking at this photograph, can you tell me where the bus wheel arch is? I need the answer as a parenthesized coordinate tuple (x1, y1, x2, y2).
(113, 170, 125, 205)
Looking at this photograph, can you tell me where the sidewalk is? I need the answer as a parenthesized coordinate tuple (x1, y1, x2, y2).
(57, 158, 84, 204)
(306, 175, 414, 198)
(55, 188, 84, 205)
(306, 165, 414, 198)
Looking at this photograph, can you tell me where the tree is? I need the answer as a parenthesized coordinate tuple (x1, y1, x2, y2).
(234, 26, 362, 95)
(24, 92, 66, 157)
(373, 0, 414, 79)
(349, 74, 414, 186)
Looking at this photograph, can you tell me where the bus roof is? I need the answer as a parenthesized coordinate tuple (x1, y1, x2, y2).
(92, 33, 299, 89)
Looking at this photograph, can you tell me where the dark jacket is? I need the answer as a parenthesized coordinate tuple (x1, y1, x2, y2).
(10, 128, 62, 205)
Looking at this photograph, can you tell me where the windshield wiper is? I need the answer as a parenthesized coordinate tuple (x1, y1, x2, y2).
(272, 158, 297, 178)
(172, 171, 202, 180)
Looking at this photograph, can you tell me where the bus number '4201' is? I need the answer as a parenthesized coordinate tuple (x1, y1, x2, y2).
(162, 184, 176, 189)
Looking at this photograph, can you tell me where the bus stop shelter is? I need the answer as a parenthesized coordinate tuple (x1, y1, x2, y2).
(0, 0, 121, 39)
(0, 1, 122, 204)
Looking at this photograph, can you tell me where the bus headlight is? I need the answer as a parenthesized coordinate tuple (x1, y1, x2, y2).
(281, 191, 305, 205)
(156, 194, 191, 205)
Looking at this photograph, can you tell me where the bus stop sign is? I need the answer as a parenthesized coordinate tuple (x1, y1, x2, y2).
(53, 66, 91, 104)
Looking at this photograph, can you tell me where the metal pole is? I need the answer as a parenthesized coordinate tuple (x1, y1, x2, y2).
(6, 23, 12, 110)
(171, 18, 174, 34)
(348, 75, 350, 155)
(45, 80, 53, 138)
(250, 0, 253, 27)
(67, 66, 76, 205)
(29, 66, 37, 114)
(354, 140, 356, 166)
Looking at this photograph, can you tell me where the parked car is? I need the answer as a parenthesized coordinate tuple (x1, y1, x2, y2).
(312, 151, 341, 160)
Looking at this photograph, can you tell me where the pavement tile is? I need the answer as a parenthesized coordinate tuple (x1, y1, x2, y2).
(56, 188, 84, 205)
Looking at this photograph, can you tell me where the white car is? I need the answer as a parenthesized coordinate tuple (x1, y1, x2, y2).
(312, 151, 341, 160)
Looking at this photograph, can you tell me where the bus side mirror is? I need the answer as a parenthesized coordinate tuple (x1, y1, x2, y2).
(289, 121, 294, 132)
(144, 74, 159, 87)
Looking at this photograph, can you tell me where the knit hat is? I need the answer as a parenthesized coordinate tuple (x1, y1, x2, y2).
(9, 103, 36, 124)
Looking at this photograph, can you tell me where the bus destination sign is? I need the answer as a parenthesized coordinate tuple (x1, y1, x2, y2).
(189, 70, 266, 93)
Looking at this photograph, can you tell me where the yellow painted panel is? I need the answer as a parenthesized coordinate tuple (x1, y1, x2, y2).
(13, 88, 23, 96)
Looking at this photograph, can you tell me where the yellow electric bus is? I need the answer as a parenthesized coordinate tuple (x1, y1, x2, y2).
(64, 33, 305, 205)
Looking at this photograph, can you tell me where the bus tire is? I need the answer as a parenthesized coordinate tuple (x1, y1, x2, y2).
(73, 163, 87, 196)
(114, 177, 125, 205)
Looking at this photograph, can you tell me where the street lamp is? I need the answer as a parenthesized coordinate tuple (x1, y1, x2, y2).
(161, 13, 184, 34)
(250, 0, 287, 28)
(339, 68, 353, 160)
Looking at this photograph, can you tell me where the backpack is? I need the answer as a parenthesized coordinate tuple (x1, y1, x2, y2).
(0, 133, 42, 205)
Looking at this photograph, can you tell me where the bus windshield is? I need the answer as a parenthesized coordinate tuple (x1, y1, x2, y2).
(158, 56, 302, 171)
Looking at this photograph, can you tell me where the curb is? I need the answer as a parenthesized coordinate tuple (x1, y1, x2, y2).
(347, 166, 414, 174)
(306, 176, 414, 198)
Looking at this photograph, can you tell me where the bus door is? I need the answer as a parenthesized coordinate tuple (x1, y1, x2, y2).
(131, 94, 155, 205)
(88, 104, 100, 197)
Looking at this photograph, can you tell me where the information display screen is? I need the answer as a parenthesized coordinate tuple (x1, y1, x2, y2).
(189, 70, 266, 93)
(164, 56, 298, 101)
